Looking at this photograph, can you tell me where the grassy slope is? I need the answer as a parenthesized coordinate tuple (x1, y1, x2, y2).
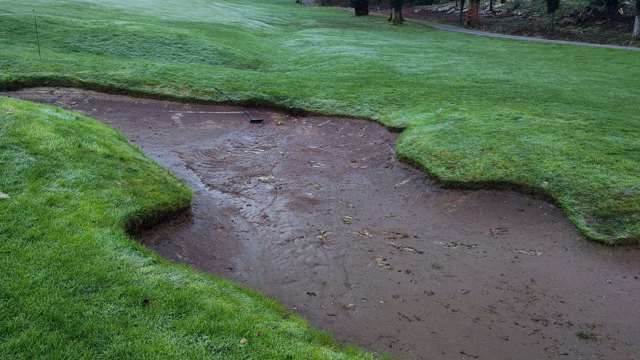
(0, 2, 638, 238)
(0, 97, 372, 359)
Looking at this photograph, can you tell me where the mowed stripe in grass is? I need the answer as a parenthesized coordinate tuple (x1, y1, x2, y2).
(0, 96, 374, 359)
(0, 4, 638, 239)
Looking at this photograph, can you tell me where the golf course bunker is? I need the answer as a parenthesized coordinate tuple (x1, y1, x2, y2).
(8, 88, 640, 360)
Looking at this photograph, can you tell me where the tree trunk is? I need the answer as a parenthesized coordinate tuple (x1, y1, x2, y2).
(390, 1, 404, 25)
(606, 0, 619, 19)
(353, 0, 369, 16)
(459, 0, 466, 24)
(489, 0, 494, 12)
(466, 0, 480, 26)
(634, 0, 640, 40)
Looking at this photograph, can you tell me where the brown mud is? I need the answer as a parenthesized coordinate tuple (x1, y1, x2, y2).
(6, 88, 640, 360)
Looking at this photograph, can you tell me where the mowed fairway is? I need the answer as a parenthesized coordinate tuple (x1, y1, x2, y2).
(1, 0, 639, 243)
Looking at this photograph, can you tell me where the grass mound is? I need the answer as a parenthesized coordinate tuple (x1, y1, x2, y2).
(0, 97, 372, 359)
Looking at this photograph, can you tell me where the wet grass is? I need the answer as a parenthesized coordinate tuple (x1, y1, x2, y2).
(2, 1, 639, 243)
(0, 97, 374, 359)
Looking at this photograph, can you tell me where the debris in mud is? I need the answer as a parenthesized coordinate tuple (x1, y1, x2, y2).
(317, 230, 330, 244)
(0, 192, 8, 200)
(514, 249, 543, 256)
(257, 175, 276, 184)
(338, 199, 355, 208)
(489, 226, 509, 238)
(459, 350, 480, 359)
(394, 178, 412, 188)
(374, 256, 393, 271)
(387, 241, 424, 254)
(342, 216, 353, 225)
(576, 330, 599, 341)
(342, 303, 355, 310)
(435, 241, 478, 250)
(273, 113, 286, 126)
(383, 231, 411, 240)
(357, 229, 373, 238)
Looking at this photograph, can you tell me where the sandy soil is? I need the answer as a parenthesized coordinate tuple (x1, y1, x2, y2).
(6, 88, 640, 360)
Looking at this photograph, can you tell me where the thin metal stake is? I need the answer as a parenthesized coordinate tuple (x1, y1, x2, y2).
(33, 9, 42, 60)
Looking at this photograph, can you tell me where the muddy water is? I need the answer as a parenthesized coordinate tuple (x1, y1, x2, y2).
(7, 88, 640, 360)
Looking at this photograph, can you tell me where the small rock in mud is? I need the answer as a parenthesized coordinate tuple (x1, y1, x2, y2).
(257, 175, 276, 183)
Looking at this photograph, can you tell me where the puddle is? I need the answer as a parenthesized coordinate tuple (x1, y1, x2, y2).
(7, 88, 640, 360)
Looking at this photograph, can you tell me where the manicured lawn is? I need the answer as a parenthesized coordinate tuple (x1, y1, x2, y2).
(3, 0, 638, 244)
(0, 97, 373, 359)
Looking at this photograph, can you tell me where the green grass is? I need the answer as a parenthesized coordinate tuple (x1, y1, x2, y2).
(0, 97, 373, 359)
